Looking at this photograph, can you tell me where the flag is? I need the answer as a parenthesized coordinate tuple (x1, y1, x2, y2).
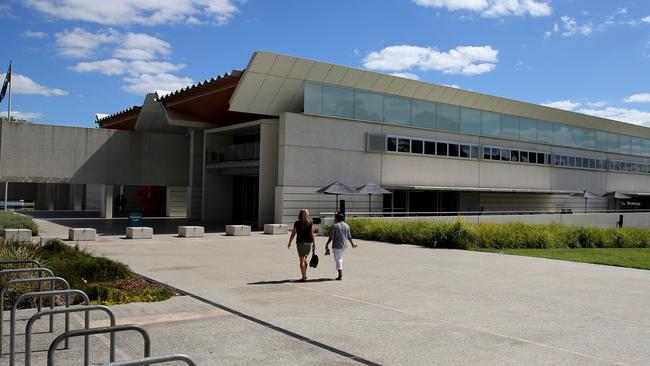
(0, 62, 11, 104)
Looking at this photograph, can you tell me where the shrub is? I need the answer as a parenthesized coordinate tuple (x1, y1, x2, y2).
(345, 218, 650, 250)
(0, 211, 38, 235)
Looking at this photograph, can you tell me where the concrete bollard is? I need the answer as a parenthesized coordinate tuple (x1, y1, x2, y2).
(226, 225, 251, 236)
(68, 228, 97, 241)
(2, 229, 32, 242)
(178, 226, 205, 238)
(264, 224, 288, 235)
(126, 227, 153, 239)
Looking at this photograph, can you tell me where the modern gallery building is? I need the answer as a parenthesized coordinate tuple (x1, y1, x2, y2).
(2, 51, 650, 227)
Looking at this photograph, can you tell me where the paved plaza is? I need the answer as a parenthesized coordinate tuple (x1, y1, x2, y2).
(7, 219, 650, 365)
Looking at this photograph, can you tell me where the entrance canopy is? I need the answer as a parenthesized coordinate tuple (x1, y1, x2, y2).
(382, 185, 583, 195)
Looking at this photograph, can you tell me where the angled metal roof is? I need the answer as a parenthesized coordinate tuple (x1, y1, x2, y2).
(230, 51, 650, 139)
(158, 70, 244, 105)
(95, 105, 142, 130)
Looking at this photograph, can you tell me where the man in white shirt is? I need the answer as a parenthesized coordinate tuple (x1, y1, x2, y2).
(325, 213, 357, 280)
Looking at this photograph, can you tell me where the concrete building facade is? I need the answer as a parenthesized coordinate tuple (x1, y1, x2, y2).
(2, 51, 650, 227)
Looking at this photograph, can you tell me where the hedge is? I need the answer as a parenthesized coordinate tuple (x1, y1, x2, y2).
(345, 218, 650, 250)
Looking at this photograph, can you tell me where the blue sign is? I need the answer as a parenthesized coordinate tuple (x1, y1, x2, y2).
(127, 212, 143, 227)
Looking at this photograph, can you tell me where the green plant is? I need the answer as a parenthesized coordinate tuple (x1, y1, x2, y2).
(344, 218, 650, 250)
(0, 211, 38, 235)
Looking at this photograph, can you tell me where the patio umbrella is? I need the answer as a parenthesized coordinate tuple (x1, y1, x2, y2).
(570, 191, 601, 213)
(355, 183, 391, 215)
(316, 182, 356, 213)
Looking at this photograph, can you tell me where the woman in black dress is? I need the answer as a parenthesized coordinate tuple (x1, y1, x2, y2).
(287, 209, 316, 282)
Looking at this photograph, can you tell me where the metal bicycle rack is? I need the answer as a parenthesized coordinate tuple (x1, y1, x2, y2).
(0, 258, 197, 365)
(10, 289, 90, 366)
(0, 268, 55, 355)
(47, 324, 150, 366)
(105, 353, 197, 366)
(25, 304, 116, 366)
(1, 277, 70, 351)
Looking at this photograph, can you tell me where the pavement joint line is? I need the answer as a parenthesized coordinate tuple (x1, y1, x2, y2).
(239, 271, 633, 366)
(135, 273, 383, 366)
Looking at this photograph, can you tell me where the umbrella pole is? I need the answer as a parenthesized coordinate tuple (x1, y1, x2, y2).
(585, 197, 587, 214)
(336, 194, 339, 214)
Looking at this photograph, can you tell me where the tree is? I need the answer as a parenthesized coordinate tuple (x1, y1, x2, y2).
(0, 116, 31, 123)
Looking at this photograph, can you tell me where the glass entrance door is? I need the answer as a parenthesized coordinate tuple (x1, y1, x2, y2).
(232, 175, 259, 223)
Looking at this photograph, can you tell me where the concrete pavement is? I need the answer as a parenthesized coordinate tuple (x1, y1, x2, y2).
(16, 219, 650, 365)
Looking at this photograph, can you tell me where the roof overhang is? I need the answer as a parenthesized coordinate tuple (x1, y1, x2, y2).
(382, 185, 583, 195)
(95, 106, 142, 130)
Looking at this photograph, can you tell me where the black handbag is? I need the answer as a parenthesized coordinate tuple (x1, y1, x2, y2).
(309, 248, 319, 268)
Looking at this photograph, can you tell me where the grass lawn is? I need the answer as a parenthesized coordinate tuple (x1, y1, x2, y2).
(483, 248, 650, 271)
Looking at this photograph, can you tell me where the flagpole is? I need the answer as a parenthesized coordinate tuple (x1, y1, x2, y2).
(6, 60, 11, 121)
(4, 61, 10, 211)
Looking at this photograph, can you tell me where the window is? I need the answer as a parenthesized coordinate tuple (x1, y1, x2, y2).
(460, 145, 470, 158)
(568, 127, 585, 148)
(448, 144, 459, 157)
(519, 118, 537, 141)
(424, 141, 436, 155)
(411, 100, 436, 129)
(471, 146, 479, 159)
(560, 155, 567, 166)
(491, 147, 501, 161)
(460, 108, 481, 135)
(501, 148, 511, 161)
(568, 156, 576, 167)
(607, 133, 619, 153)
(411, 139, 423, 154)
(589, 159, 596, 169)
(397, 138, 410, 153)
(482, 111, 501, 137)
(384, 96, 411, 125)
(537, 121, 554, 144)
(304, 82, 322, 114)
(322, 85, 354, 118)
(437, 104, 460, 131)
(354, 90, 383, 122)
(437, 142, 448, 156)
(596, 160, 604, 170)
(387, 137, 397, 152)
(632, 138, 643, 156)
(484, 146, 491, 160)
(584, 130, 596, 150)
(529, 151, 537, 164)
(620, 135, 632, 155)
(511, 150, 519, 162)
(553, 125, 569, 146)
(500, 114, 519, 139)
(575, 157, 582, 168)
(520, 151, 529, 163)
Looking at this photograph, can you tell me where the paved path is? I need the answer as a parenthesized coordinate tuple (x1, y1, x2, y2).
(27, 219, 650, 365)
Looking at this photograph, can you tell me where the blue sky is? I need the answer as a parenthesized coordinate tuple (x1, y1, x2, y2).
(1, 0, 650, 128)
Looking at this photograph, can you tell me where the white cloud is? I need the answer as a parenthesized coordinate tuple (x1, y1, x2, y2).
(559, 16, 593, 37)
(587, 101, 608, 107)
(578, 107, 650, 127)
(0, 73, 68, 96)
(22, 30, 47, 38)
(122, 73, 193, 95)
(624, 93, 650, 103)
(443, 84, 461, 89)
(25, 0, 239, 26)
(54, 28, 118, 58)
(390, 72, 420, 80)
(113, 33, 171, 60)
(72, 59, 127, 76)
(364, 45, 498, 76)
(643, 16, 650, 23)
(413, 0, 551, 17)
(1, 111, 44, 121)
(542, 100, 581, 111)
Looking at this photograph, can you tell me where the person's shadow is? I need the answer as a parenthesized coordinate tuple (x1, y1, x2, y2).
(247, 278, 334, 285)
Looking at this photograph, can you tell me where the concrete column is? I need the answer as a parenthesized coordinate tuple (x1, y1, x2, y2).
(47, 184, 55, 211)
(101, 184, 113, 219)
(188, 130, 204, 220)
(259, 123, 279, 227)
(70, 184, 83, 211)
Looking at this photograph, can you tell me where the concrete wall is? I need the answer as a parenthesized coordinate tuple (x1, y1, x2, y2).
(275, 112, 650, 224)
(0, 122, 189, 186)
(187, 130, 204, 219)
(352, 212, 650, 228)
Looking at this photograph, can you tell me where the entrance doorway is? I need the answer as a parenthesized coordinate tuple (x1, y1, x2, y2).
(383, 190, 459, 215)
(232, 175, 259, 223)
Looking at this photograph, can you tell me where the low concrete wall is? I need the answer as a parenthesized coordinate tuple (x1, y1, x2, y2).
(347, 212, 650, 228)
(0, 122, 189, 186)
